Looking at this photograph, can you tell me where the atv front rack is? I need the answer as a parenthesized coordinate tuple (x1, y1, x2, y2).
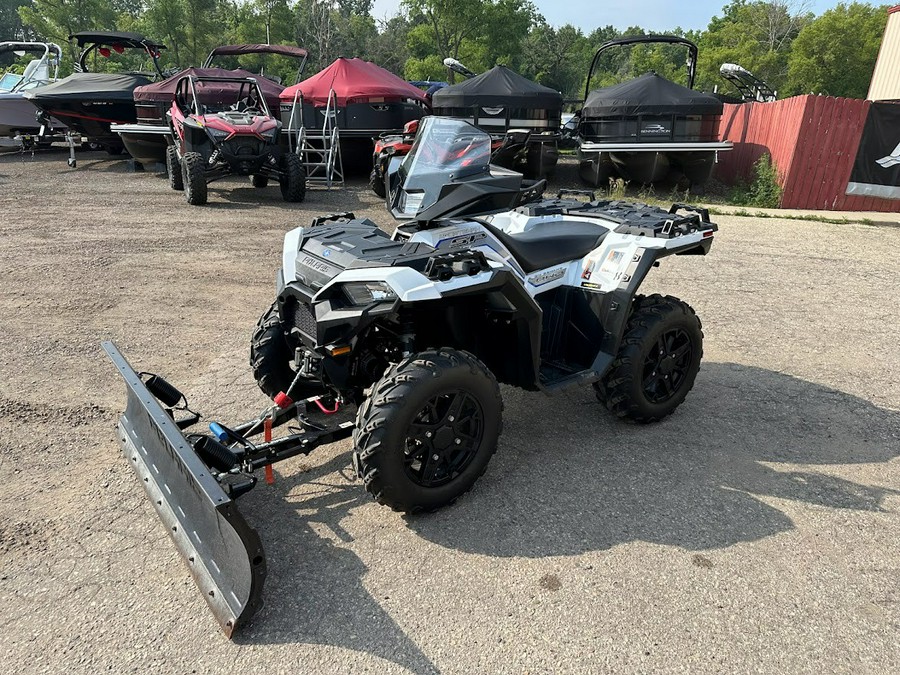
(102, 341, 355, 637)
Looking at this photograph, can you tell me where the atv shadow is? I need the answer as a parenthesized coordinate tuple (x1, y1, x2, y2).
(234, 454, 441, 672)
(230, 363, 897, 668)
(405, 362, 900, 557)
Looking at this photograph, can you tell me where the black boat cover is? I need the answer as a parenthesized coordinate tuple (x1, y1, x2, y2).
(134, 67, 284, 110)
(24, 73, 152, 102)
(583, 72, 723, 117)
(69, 32, 166, 50)
(431, 66, 562, 110)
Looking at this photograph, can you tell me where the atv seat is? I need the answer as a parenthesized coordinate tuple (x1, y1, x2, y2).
(481, 221, 609, 273)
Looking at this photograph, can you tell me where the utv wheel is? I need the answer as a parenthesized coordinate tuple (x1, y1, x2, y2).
(250, 301, 324, 400)
(594, 294, 703, 424)
(166, 146, 183, 191)
(354, 349, 502, 513)
(251, 174, 268, 188)
(279, 153, 306, 202)
(369, 167, 386, 198)
(182, 151, 207, 205)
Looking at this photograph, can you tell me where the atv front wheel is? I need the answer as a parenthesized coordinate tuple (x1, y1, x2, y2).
(594, 294, 703, 423)
(354, 349, 502, 513)
(250, 301, 325, 400)
(182, 152, 207, 205)
(251, 174, 268, 188)
(279, 153, 306, 202)
(166, 146, 183, 191)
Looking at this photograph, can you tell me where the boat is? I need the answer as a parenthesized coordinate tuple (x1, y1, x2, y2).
(24, 31, 166, 153)
(279, 57, 429, 171)
(577, 35, 732, 188)
(0, 41, 66, 138)
(112, 44, 308, 166)
(429, 64, 563, 178)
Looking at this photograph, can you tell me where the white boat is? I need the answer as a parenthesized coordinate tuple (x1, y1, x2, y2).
(0, 41, 67, 138)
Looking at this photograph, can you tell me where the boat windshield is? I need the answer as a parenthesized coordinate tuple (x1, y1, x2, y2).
(397, 117, 491, 215)
(0, 73, 22, 92)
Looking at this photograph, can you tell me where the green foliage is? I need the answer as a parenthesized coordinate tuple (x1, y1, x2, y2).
(785, 2, 889, 98)
(696, 1, 813, 97)
(730, 153, 783, 208)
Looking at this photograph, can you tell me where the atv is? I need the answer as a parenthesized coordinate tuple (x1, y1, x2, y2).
(369, 118, 535, 199)
(104, 116, 715, 636)
(167, 74, 306, 206)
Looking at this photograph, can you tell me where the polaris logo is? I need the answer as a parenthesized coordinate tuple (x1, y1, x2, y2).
(528, 267, 566, 286)
(300, 255, 338, 276)
(876, 140, 900, 168)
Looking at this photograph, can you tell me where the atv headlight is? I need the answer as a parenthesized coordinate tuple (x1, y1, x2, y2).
(342, 281, 397, 306)
(207, 127, 229, 140)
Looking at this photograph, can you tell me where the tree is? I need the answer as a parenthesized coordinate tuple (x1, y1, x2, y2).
(1, 0, 33, 42)
(403, 0, 536, 81)
(696, 1, 813, 96)
(18, 0, 118, 68)
(786, 2, 889, 98)
(520, 22, 591, 99)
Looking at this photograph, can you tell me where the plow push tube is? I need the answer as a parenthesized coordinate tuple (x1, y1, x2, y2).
(102, 341, 265, 637)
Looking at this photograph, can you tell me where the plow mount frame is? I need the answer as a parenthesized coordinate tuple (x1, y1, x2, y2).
(102, 341, 354, 637)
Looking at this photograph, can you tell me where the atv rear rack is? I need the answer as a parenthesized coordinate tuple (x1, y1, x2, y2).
(102, 341, 354, 637)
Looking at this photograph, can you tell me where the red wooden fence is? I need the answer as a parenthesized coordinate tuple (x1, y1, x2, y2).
(716, 95, 900, 212)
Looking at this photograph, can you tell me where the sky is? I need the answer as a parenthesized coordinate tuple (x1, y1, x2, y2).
(370, 0, 851, 33)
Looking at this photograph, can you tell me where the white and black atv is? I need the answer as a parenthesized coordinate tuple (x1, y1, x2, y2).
(103, 117, 715, 636)
(254, 116, 714, 512)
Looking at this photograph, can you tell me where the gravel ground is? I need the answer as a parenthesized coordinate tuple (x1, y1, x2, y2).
(0, 148, 898, 674)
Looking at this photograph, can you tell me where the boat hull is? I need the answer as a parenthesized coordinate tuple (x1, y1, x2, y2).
(0, 92, 66, 137)
(111, 122, 171, 165)
(578, 141, 733, 188)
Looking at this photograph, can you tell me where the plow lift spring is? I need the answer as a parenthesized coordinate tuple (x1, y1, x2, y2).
(101, 341, 354, 637)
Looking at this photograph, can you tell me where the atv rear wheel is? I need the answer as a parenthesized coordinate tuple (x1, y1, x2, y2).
(251, 174, 268, 188)
(369, 167, 386, 198)
(250, 301, 324, 400)
(594, 294, 703, 423)
(182, 152, 208, 205)
(354, 349, 502, 513)
(166, 146, 183, 191)
(279, 153, 306, 202)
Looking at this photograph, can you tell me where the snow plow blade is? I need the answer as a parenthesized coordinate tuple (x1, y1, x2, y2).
(102, 341, 266, 638)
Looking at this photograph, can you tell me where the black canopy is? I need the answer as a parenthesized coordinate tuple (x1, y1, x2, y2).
(583, 72, 723, 117)
(431, 65, 562, 110)
(69, 32, 166, 51)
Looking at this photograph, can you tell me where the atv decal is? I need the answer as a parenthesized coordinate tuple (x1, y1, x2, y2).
(527, 266, 567, 287)
(300, 255, 341, 277)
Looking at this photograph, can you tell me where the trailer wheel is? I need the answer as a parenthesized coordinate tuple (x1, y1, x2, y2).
(250, 302, 324, 400)
(354, 349, 502, 513)
(594, 294, 703, 424)
(251, 174, 268, 188)
(279, 153, 306, 203)
(166, 146, 183, 191)
(369, 167, 386, 198)
(182, 152, 207, 205)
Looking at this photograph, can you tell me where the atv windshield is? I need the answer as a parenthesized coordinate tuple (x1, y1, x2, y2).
(397, 117, 491, 215)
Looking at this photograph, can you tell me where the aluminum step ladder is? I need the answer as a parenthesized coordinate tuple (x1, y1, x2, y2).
(285, 88, 344, 188)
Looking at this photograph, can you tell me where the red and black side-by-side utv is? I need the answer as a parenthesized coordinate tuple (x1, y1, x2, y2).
(167, 74, 306, 206)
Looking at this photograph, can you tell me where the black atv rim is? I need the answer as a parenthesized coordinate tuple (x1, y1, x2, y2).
(642, 328, 693, 404)
(404, 390, 484, 488)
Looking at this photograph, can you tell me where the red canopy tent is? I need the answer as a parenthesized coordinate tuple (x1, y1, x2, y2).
(280, 58, 428, 106)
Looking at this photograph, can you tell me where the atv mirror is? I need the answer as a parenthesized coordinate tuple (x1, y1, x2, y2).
(403, 119, 419, 135)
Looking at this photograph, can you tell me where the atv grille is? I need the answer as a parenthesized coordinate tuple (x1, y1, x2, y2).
(284, 300, 317, 340)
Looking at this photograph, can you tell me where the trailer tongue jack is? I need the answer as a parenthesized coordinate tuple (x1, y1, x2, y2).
(102, 341, 354, 637)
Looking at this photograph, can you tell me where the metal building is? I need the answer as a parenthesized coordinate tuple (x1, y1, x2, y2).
(868, 5, 900, 101)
